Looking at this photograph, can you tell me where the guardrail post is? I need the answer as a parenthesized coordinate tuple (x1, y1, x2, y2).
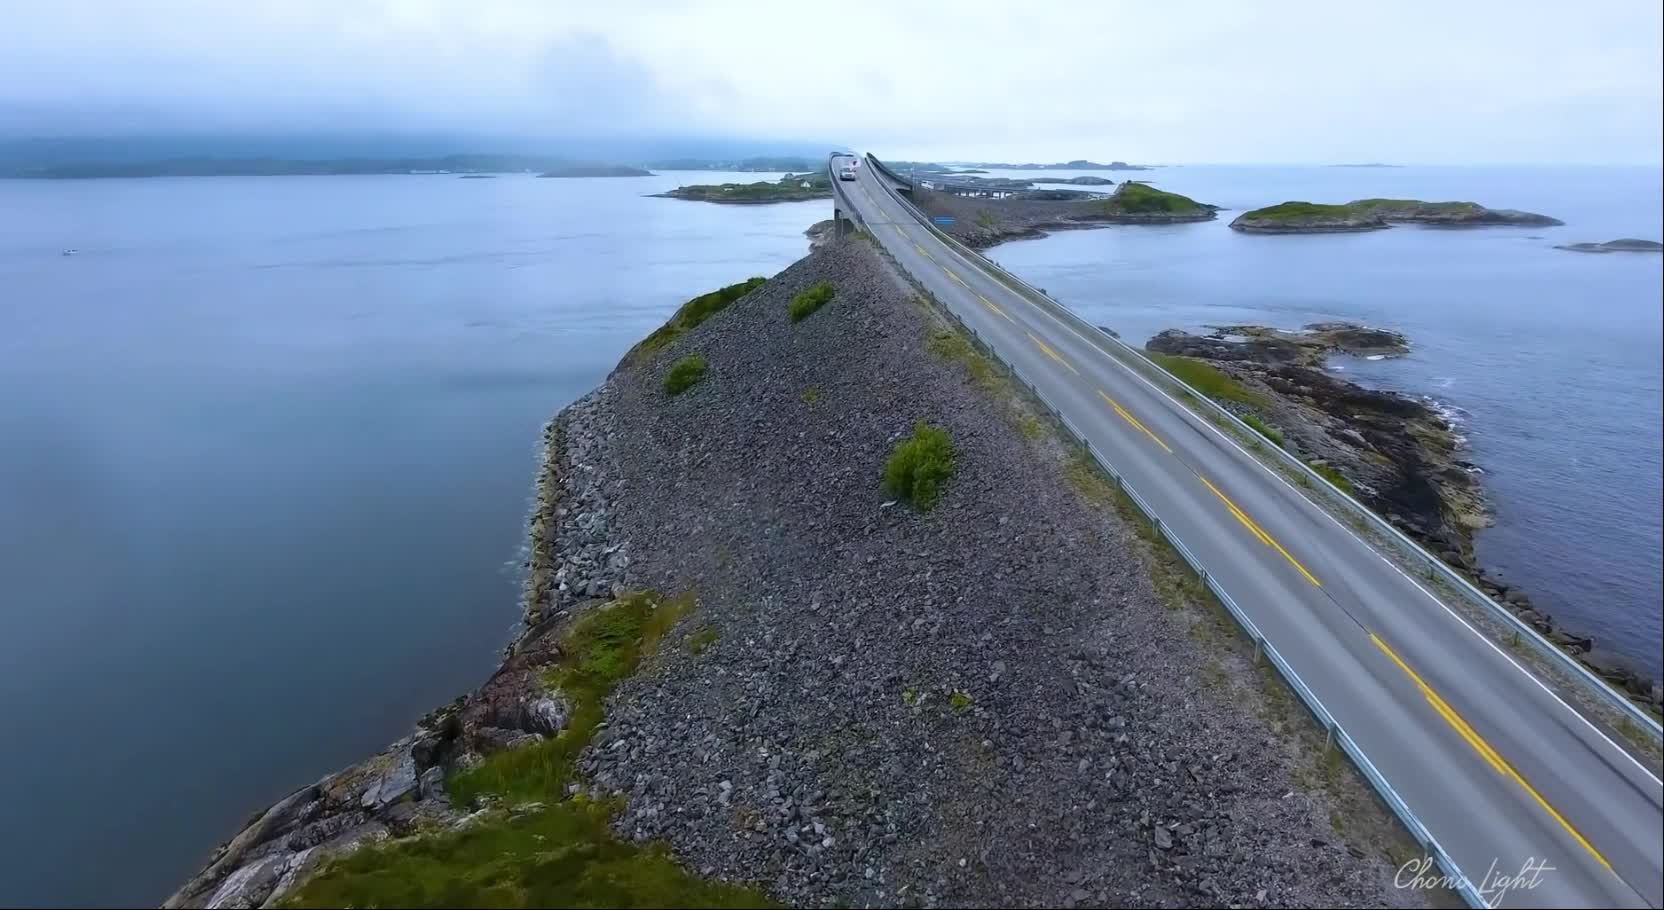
(1324, 725, 1334, 754)
(1252, 637, 1262, 665)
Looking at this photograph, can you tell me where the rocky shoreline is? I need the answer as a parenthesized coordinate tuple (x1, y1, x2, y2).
(167, 240, 1427, 908)
(1555, 238, 1663, 253)
(1230, 199, 1562, 233)
(1143, 324, 1662, 712)
(914, 183, 1216, 248)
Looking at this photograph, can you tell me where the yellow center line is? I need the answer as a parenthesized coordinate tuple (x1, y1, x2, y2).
(1370, 634, 1612, 871)
(1026, 332, 1080, 375)
(912, 242, 935, 262)
(1199, 476, 1322, 586)
(1097, 389, 1173, 453)
(976, 293, 1014, 323)
(943, 266, 968, 287)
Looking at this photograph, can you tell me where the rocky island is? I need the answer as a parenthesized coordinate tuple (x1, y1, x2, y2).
(538, 165, 654, 178)
(1230, 198, 1563, 233)
(1555, 238, 1663, 253)
(1033, 175, 1117, 185)
(652, 171, 831, 203)
(1147, 322, 1485, 557)
(917, 181, 1217, 247)
(165, 239, 1424, 910)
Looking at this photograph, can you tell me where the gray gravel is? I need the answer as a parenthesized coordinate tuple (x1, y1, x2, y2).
(556, 238, 1427, 908)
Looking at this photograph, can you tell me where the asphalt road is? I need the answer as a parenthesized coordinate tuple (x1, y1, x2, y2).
(833, 155, 1663, 908)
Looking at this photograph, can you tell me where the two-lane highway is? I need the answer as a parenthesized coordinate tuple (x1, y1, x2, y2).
(833, 154, 1663, 908)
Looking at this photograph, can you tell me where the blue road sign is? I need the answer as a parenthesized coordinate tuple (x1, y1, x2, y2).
(933, 216, 956, 226)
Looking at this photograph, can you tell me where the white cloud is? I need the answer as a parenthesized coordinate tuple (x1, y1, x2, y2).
(1, 0, 1658, 162)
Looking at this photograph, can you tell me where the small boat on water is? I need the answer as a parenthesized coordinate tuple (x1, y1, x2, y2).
(62, 248, 78, 256)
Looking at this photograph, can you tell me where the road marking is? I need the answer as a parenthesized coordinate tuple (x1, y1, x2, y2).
(912, 242, 935, 261)
(943, 266, 968, 287)
(1098, 389, 1172, 453)
(1025, 332, 1080, 375)
(1199, 476, 1322, 586)
(1369, 634, 1614, 871)
(976, 293, 1013, 322)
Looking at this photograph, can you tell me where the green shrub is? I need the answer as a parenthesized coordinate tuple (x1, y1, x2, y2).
(664, 354, 708, 395)
(1146, 353, 1265, 407)
(884, 421, 956, 509)
(1242, 414, 1284, 447)
(626, 277, 765, 364)
(788, 281, 835, 322)
(686, 627, 720, 655)
(1308, 460, 1354, 494)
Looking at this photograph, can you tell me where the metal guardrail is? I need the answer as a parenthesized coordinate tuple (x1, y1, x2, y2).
(839, 154, 1492, 907)
(863, 154, 1664, 743)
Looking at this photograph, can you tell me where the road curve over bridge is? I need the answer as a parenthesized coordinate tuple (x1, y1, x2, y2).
(831, 153, 1663, 908)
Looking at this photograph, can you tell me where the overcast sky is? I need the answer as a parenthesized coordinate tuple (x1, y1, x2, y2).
(3, 0, 1660, 164)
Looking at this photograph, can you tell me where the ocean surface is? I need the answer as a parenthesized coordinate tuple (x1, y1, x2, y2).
(0, 164, 1658, 905)
(0, 171, 826, 906)
(982, 165, 1663, 678)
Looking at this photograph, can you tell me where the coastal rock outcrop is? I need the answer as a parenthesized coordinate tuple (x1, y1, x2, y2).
(1231, 198, 1563, 233)
(1554, 238, 1663, 253)
(1147, 324, 1483, 558)
(916, 180, 1216, 247)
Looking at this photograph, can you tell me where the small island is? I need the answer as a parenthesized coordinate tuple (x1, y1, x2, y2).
(538, 165, 654, 178)
(1231, 198, 1562, 233)
(1094, 182, 1216, 222)
(651, 171, 831, 203)
(1554, 238, 1663, 254)
(1032, 175, 1116, 186)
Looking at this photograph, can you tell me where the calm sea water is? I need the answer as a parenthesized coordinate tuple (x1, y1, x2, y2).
(0, 172, 824, 906)
(985, 165, 1663, 677)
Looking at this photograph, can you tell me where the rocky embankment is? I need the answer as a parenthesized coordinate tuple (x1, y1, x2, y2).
(1231, 199, 1562, 233)
(1144, 324, 1663, 712)
(168, 241, 1429, 908)
(1555, 238, 1663, 253)
(805, 219, 836, 250)
(917, 181, 1216, 248)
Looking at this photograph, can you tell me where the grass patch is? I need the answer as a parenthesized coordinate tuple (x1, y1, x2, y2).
(800, 387, 820, 403)
(1018, 415, 1045, 439)
(1145, 353, 1265, 406)
(1242, 413, 1284, 448)
(788, 281, 835, 322)
(1239, 200, 1359, 221)
(663, 354, 708, 396)
(626, 277, 765, 364)
(686, 627, 720, 655)
(1307, 460, 1354, 494)
(884, 421, 956, 510)
(926, 329, 1003, 394)
(949, 690, 974, 713)
(1103, 182, 1205, 214)
(283, 593, 773, 909)
(976, 209, 996, 229)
